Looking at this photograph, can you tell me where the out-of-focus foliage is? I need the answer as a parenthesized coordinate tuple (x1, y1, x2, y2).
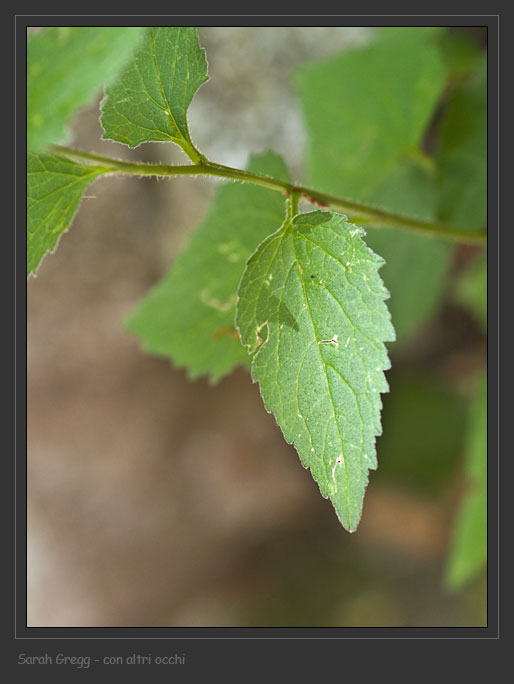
(127, 151, 290, 382)
(445, 374, 487, 589)
(295, 28, 450, 343)
(455, 253, 487, 331)
(436, 55, 487, 230)
(364, 164, 451, 341)
(375, 369, 466, 493)
(27, 27, 144, 151)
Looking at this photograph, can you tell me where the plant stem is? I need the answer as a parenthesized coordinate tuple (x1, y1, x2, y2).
(49, 145, 487, 247)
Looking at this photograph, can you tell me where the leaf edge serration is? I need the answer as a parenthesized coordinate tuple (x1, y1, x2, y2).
(235, 209, 395, 532)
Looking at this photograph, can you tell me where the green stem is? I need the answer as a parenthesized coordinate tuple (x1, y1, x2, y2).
(49, 145, 487, 247)
(287, 189, 300, 220)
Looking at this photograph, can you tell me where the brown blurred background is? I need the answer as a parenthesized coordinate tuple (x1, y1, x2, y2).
(27, 27, 486, 627)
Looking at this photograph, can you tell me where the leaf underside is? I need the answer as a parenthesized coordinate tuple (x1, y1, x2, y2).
(236, 210, 395, 531)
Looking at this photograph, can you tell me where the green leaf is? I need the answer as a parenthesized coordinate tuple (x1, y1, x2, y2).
(236, 210, 395, 532)
(454, 254, 487, 332)
(296, 30, 450, 342)
(28, 27, 144, 152)
(436, 55, 487, 230)
(126, 151, 290, 382)
(446, 489, 487, 590)
(100, 27, 208, 159)
(27, 152, 107, 277)
(465, 373, 487, 483)
(295, 30, 446, 200)
(446, 373, 487, 589)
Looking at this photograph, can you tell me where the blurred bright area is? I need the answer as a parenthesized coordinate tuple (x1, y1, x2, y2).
(27, 27, 486, 627)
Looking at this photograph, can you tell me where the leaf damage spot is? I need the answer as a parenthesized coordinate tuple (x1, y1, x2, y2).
(318, 334, 338, 347)
(249, 321, 269, 354)
(331, 455, 344, 492)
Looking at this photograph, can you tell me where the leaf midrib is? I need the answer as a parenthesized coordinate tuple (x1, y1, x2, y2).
(149, 27, 188, 146)
(289, 230, 355, 518)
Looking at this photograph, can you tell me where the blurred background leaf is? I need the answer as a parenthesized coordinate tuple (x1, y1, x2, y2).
(27, 27, 144, 151)
(295, 28, 451, 344)
(126, 151, 290, 382)
(295, 28, 486, 346)
(374, 368, 466, 493)
(445, 373, 487, 590)
(454, 253, 487, 331)
(435, 54, 487, 231)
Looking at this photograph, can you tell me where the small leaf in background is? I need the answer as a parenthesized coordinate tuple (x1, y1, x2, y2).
(296, 28, 450, 343)
(436, 55, 487, 230)
(454, 253, 487, 332)
(101, 27, 208, 158)
(446, 373, 487, 589)
(236, 210, 395, 532)
(126, 151, 290, 383)
(27, 27, 144, 152)
(27, 153, 107, 277)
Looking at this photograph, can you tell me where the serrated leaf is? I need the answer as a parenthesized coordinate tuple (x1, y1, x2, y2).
(100, 27, 208, 158)
(236, 210, 395, 531)
(436, 55, 487, 230)
(28, 27, 144, 152)
(126, 151, 290, 382)
(27, 152, 107, 277)
(446, 373, 487, 589)
(296, 30, 450, 342)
